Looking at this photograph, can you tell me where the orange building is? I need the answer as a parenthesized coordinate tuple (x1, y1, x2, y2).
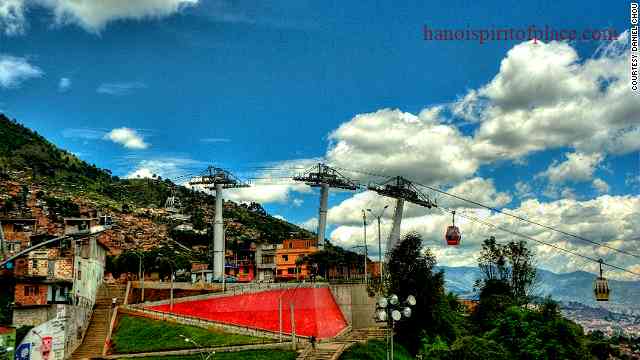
(275, 239, 318, 281)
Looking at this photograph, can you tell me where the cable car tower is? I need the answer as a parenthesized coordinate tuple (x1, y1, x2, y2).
(293, 163, 358, 250)
(368, 176, 436, 253)
(164, 186, 182, 213)
(189, 166, 249, 281)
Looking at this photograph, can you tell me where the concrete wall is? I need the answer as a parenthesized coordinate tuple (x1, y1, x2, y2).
(329, 284, 378, 329)
(13, 306, 50, 327)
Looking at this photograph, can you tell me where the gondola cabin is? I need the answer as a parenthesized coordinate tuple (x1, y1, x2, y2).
(445, 211, 461, 246)
(593, 259, 610, 302)
(594, 277, 610, 301)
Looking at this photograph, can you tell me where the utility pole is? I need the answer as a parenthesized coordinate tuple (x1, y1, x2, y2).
(293, 163, 358, 250)
(189, 166, 249, 282)
(368, 205, 389, 285)
(362, 209, 368, 285)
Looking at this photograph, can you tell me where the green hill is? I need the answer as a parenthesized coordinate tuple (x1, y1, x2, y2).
(0, 113, 313, 248)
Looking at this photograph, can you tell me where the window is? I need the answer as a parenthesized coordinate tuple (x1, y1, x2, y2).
(262, 255, 274, 264)
(77, 270, 82, 280)
(289, 242, 293, 249)
(24, 285, 39, 296)
(31, 259, 38, 268)
(287, 268, 295, 274)
(282, 255, 288, 261)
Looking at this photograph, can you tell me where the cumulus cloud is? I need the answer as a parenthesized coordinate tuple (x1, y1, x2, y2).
(461, 33, 640, 160)
(592, 178, 609, 194)
(299, 217, 318, 232)
(0, 0, 199, 34)
(97, 82, 146, 96)
(58, 77, 71, 92)
(104, 127, 149, 149)
(327, 108, 478, 186)
(225, 183, 309, 204)
(538, 152, 603, 184)
(0, 55, 42, 88)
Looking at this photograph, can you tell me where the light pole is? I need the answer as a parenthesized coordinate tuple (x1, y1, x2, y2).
(134, 249, 145, 303)
(374, 294, 416, 360)
(367, 205, 388, 285)
(361, 209, 368, 285)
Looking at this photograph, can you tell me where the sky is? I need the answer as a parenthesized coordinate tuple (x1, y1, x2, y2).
(0, 0, 638, 279)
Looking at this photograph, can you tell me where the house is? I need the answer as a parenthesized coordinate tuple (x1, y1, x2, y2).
(255, 243, 276, 282)
(275, 239, 318, 281)
(0, 218, 38, 256)
(12, 234, 106, 326)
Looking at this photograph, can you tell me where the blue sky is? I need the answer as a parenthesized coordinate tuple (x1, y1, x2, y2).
(1, 1, 638, 277)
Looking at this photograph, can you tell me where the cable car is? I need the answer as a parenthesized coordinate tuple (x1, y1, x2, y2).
(445, 211, 461, 246)
(594, 259, 610, 302)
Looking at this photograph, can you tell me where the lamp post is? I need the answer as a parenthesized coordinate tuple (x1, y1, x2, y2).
(367, 205, 388, 285)
(361, 209, 368, 285)
(374, 294, 417, 360)
(134, 249, 145, 302)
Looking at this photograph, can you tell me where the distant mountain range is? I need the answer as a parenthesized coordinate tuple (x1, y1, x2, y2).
(438, 266, 640, 313)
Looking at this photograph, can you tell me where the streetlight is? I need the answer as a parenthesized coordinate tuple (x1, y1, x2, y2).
(374, 294, 416, 360)
(361, 209, 368, 285)
(367, 205, 389, 285)
(134, 249, 145, 302)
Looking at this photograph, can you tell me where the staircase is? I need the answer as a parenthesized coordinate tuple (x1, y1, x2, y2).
(297, 327, 388, 360)
(71, 284, 127, 360)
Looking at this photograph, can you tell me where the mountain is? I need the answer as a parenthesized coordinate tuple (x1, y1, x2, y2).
(0, 113, 313, 254)
(438, 266, 640, 312)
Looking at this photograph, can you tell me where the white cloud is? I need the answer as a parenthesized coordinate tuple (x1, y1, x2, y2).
(462, 34, 640, 160)
(0, 0, 199, 34)
(126, 157, 203, 179)
(538, 152, 603, 184)
(58, 77, 71, 92)
(0, 0, 25, 35)
(225, 183, 309, 204)
(97, 82, 146, 96)
(445, 177, 512, 208)
(0, 55, 42, 88)
(327, 108, 478, 186)
(104, 127, 149, 149)
(292, 198, 304, 207)
(592, 178, 609, 194)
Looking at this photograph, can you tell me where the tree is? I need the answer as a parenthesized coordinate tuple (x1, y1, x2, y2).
(387, 232, 462, 353)
(477, 237, 536, 304)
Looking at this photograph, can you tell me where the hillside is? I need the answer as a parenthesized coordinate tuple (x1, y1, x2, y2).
(0, 113, 313, 254)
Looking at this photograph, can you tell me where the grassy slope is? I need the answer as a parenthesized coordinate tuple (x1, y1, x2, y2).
(111, 315, 272, 354)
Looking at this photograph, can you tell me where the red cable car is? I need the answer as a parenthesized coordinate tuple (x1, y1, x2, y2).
(445, 211, 461, 246)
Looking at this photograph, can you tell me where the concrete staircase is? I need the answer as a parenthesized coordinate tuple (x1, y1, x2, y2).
(297, 327, 388, 360)
(71, 284, 126, 360)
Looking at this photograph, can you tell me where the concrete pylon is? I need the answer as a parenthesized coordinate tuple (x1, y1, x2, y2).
(387, 198, 404, 253)
(317, 183, 329, 250)
(213, 183, 224, 280)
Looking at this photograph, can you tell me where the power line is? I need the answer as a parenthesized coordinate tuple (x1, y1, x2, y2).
(414, 180, 640, 260)
(435, 205, 639, 277)
(328, 165, 640, 260)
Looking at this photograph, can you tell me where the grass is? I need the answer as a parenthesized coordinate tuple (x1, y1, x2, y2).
(112, 315, 272, 354)
(340, 339, 413, 360)
(140, 350, 298, 360)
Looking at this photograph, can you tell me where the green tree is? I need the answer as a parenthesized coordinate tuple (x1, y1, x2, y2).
(387, 232, 462, 353)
